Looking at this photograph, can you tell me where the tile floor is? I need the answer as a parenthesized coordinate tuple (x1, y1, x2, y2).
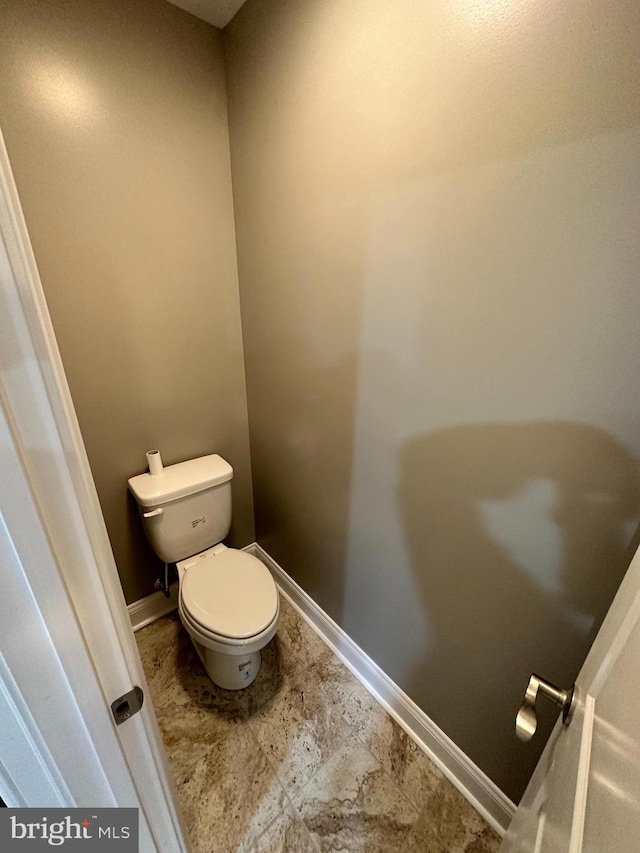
(136, 596, 501, 853)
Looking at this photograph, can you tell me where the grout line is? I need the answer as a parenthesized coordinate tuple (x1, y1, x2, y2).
(252, 760, 321, 853)
(241, 603, 347, 835)
(259, 600, 422, 828)
(244, 694, 321, 853)
(348, 712, 433, 816)
(300, 636, 431, 819)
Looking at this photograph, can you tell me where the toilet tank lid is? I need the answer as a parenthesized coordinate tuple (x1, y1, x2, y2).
(128, 454, 232, 507)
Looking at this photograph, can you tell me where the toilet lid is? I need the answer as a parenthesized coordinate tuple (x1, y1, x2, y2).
(181, 550, 278, 639)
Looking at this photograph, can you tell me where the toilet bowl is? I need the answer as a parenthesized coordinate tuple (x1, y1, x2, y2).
(128, 453, 280, 690)
(177, 544, 279, 689)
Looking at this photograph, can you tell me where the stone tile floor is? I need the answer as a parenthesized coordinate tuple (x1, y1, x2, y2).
(136, 596, 501, 853)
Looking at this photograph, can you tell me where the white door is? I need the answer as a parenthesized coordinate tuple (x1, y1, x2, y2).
(0, 130, 187, 851)
(501, 539, 640, 851)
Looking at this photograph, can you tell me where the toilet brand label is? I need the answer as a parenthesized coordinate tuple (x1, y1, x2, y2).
(0, 809, 138, 850)
(190, 516, 206, 529)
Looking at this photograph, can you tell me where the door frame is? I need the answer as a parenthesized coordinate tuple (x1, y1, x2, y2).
(0, 127, 187, 852)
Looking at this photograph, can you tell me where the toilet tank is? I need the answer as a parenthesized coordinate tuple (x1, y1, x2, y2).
(128, 454, 233, 563)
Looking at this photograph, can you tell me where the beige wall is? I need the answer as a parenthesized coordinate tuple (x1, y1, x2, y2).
(0, 0, 254, 604)
(224, 0, 640, 800)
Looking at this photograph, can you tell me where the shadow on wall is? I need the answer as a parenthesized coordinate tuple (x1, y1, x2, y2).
(397, 421, 640, 800)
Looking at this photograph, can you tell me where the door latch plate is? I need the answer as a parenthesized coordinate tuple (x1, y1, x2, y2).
(111, 686, 144, 725)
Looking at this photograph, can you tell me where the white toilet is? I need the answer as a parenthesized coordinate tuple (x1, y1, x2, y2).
(128, 454, 279, 690)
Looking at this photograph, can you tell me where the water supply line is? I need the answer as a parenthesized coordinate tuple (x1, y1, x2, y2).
(154, 562, 171, 598)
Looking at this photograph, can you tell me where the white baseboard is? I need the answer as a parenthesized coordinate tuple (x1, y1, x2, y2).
(128, 543, 515, 834)
(128, 583, 179, 632)
(248, 543, 515, 836)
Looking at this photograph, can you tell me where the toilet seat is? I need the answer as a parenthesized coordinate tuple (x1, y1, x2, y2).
(180, 549, 279, 641)
(179, 596, 279, 651)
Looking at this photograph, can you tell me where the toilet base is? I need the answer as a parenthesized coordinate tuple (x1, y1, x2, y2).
(192, 637, 261, 690)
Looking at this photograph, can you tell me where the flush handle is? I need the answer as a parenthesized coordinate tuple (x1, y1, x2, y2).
(515, 673, 576, 742)
(143, 507, 163, 518)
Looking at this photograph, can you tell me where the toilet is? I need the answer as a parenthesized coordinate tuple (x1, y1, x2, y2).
(128, 454, 279, 690)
